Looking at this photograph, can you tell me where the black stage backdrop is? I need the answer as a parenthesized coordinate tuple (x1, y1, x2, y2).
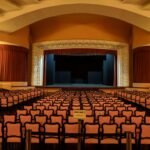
(45, 54, 114, 86)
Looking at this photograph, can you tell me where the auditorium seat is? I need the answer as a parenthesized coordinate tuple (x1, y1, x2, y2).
(98, 116, 111, 132)
(139, 124, 150, 147)
(116, 106, 126, 115)
(108, 110, 119, 120)
(44, 123, 60, 146)
(43, 109, 54, 121)
(35, 115, 48, 127)
(25, 122, 40, 143)
(50, 115, 63, 132)
(67, 116, 78, 123)
(16, 109, 27, 120)
(120, 123, 137, 144)
(113, 116, 126, 133)
(144, 116, 150, 124)
(29, 109, 41, 120)
(56, 110, 67, 121)
(94, 110, 105, 121)
(19, 114, 32, 138)
(63, 123, 79, 144)
(83, 116, 94, 125)
(130, 116, 143, 136)
(3, 115, 16, 127)
(6, 122, 22, 143)
(36, 105, 46, 114)
(83, 123, 99, 144)
(49, 106, 58, 114)
(100, 123, 119, 144)
(122, 110, 133, 121)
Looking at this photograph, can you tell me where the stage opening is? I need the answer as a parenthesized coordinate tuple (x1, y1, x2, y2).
(45, 53, 116, 87)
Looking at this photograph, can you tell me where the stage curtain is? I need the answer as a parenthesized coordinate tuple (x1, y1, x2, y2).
(113, 55, 117, 86)
(133, 46, 150, 82)
(0, 45, 28, 81)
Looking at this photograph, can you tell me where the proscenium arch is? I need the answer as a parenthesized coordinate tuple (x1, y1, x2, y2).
(31, 40, 129, 87)
(0, 1, 150, 32)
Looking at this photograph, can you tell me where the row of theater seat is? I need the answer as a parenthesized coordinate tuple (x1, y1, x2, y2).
(1, 90, 150, 150)
(117, 90, 150, 109)
(1, 120, 150, 148)
(0, 89, 46, 108)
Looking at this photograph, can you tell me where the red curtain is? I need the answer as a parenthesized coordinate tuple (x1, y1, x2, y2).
(0, 45, 28, 81)
(133, 46, 150, 82)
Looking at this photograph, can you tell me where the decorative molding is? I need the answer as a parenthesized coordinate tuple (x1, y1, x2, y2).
(32, 40, 129, 87)
(33, 40, 127, 50)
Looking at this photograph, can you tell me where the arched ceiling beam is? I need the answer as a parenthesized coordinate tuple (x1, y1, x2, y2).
(0, 0, 149, 32)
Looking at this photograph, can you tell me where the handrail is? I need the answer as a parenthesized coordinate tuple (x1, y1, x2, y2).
(25, 130, 32, 150)
(126, 132, 132, 150)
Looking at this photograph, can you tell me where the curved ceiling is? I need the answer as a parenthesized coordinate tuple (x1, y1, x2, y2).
(0, 0, 149, 33)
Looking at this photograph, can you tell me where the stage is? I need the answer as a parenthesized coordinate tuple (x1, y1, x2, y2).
(45, 84, 113, 88)
(36, 84, 124, 92)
